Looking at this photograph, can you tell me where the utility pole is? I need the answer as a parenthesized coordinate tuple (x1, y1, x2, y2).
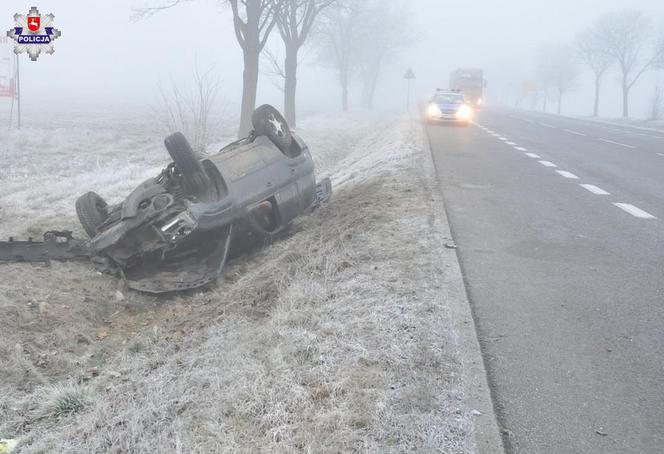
(403, 67, 416, 112)
(16, 54, 21, 130)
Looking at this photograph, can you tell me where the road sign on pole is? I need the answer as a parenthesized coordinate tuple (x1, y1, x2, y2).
(404, 67, 416, 111)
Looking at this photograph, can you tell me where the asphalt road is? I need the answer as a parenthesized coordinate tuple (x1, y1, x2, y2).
(426, 109, 664, 454)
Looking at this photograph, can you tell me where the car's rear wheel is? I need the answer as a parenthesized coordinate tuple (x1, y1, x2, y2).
(76, 191, 109, 238)
(252, 105, 294, 156)
(164, 132, 210, 198)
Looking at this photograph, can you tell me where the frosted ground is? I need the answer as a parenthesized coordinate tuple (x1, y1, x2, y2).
(0, 107, 478, 453)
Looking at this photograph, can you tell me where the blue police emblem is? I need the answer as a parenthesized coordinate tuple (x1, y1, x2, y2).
(7, 7, 61, 61)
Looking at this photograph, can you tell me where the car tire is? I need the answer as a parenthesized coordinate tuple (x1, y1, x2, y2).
(76, 191, 109, 238)
(252, 105, 294, 156)
(164, 132, 210, 198)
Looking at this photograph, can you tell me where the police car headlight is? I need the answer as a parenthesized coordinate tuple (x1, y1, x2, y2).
(427, 103, 442, 118)
(456, 104, 473, 121)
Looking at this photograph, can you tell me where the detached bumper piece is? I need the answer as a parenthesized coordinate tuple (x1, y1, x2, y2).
(0, 231, 91, 263)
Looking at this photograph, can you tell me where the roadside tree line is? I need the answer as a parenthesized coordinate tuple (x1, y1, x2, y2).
(133, 0, 411, 136)
(534, 9, 664, 118)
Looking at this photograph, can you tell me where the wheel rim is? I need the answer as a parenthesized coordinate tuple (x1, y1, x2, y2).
(268, 113, 286, 138)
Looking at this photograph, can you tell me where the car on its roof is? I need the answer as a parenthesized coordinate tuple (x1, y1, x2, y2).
(424, 89, 473, 126)
(72, 105, 331, 293)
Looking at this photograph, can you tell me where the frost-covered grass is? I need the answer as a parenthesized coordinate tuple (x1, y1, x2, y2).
(0, 108, 474, 453)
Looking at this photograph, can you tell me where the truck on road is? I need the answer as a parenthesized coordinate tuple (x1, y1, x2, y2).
(449, 68, 485, 109)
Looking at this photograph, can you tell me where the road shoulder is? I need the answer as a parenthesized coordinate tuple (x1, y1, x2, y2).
(421, 121, 506, 454)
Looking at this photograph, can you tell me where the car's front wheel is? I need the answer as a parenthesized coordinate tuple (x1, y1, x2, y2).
(164, 132, 211, 199)
(76, 191, 109, 238)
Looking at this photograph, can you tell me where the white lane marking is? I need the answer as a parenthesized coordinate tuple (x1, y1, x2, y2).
(556, 170, 579, 179)
(515, 146, 528, 151)
(539, 160, 557, 167)
(598, 138, 636, 149)
(653, 136, 664, 139)
(539, 123, 557, 128)
(499, 137, 508, 141)
(525, 152, 541, 158)
(657, 153, 664, 157)
(506, 141, 516, 145)
(523, 119, 535, 124)
(579, 184, 610, 195)
(613, 203, 657, 219)
(563, 129, 586, 136)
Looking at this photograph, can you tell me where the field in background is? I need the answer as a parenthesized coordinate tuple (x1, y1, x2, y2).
(0, 110, 476, 453)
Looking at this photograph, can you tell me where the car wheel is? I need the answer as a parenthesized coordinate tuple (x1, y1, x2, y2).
(76, 191, 109, 238)
(164, 132, 210, 198)
(252, 105, 294, 156)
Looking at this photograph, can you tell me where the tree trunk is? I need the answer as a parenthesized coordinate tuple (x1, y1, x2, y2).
(366, 64, 380, 110)
(342, 83, 348, 111)
(558, 93, 562, 115)
(622, 78, 630, 118)
(593, 74, 600, 117)
(340, 70, 349, 112)
(284, 44, 298, 127)
(239, 45, 260, 137)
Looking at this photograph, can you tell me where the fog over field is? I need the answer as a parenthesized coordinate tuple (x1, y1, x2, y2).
(2, 0, 664, 118)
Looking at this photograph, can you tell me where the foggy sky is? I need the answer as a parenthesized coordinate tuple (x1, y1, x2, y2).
(3, 0, 664, 118)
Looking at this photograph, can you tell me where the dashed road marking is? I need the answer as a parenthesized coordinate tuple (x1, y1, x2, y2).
(598, 138, 636, 149)
(539, 160, 557, 167)
(506, 141, 516, 145)
(613, 203, 657, 219)
(556, 170, 579, 179)
(525, 152, 540, 158)
(579, 184, 610, 195)
(539, 123, 557, 128)
(563, 129, 586, 136)
(499, 137, 508, 141)
(515, 146, 528, 151)
(657, 153, 664, 157)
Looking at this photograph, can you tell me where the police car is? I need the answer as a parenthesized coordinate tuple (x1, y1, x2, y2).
(425, 89, 473, 126)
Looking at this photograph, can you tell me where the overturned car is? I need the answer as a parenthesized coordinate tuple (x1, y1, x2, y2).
(1, 105, 331, 293)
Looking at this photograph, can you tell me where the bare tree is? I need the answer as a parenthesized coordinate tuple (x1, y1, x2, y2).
(156, 67, 221, 155)
(356, 1, 412, 109)
(574, 28, 612, 117)
(648, 83, 663, 120)
(595, 10, 664, 118)
(132, 0, 282, 136)
(537, 45, 579, 114)
(536, 46, 553, 112)
(270, 0, 335, 126)
(130, 0, 192, 21)
(316, 3, 362, 111)
(228, 0, 284, 135)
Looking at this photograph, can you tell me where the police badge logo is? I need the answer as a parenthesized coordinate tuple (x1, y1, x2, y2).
(7, 7, 61, 61)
